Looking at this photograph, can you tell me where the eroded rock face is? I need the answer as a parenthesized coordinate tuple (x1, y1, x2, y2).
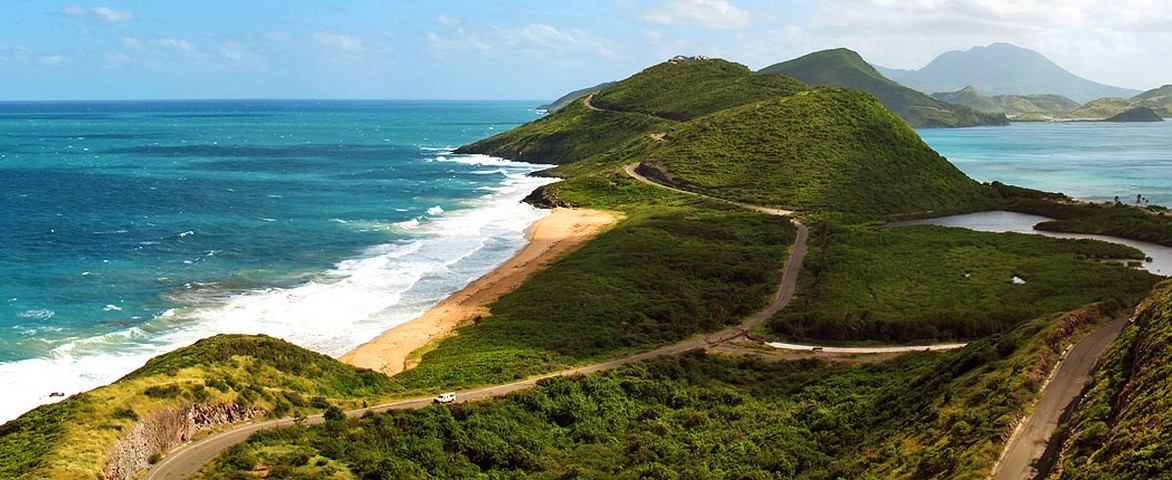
(101, 402, 264, 480)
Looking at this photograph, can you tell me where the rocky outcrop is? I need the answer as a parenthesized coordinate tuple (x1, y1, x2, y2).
(522, 184, 578, 209)
(100, 402, 264, 480)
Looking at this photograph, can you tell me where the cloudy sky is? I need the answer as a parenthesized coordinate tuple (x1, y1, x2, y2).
(2, 0, 1169, 100)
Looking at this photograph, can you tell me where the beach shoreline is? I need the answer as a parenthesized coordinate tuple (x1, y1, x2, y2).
(339, 207, 618, 377)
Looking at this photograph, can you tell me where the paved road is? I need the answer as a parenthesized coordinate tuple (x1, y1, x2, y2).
(990, 317, 1128, 480)
(145, 165, 807, 480)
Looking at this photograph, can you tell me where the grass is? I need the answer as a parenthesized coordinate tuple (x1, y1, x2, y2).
(641, 87, 999, 217)
(768, 223, 1160, 342)
(0, 335, 400, 480)
(192, 300, 1123, 480)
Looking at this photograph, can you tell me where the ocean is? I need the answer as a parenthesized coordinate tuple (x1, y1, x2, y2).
(918, 121, 1172, 207)
(2, 104, 1170, 424)
(0, 100, 552, 422)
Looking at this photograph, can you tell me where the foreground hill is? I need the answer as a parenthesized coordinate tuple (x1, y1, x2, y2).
(933, 86, 1079, 116)
(0, 335, 399, 480)
(1051, 281, 1172, 479)
(877, 42, 1140, 103)
(639, 87, 996, 215)
(456, 58, 806, 165)
(759, 48, 1008, 128)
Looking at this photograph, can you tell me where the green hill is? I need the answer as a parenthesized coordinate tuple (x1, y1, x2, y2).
(0, 335, 399, 480)
(456, 58, 807, 165)
(758, 48, 1008, 128)
(536, 81, 615, 113)
(933, 86, 1079, 116)
(1053, 281, 1172, 479)
(1104, 107, 1164, 122)
(639, 87, 996, 216)
(1134, 84, 1172, 116)
(1064, 97, 1135, 119)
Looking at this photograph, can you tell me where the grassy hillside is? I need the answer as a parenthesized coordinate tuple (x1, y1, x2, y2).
(589, 58, 807, 121)
(1134, 84, 1172, 116)
(457, 58, 807, 165)
(759, 48, 1008, 128)
(1105, 107, 1164, 122)
(1063, 97, 1133, 119)
(769, 223, 1158, 342)
(193, 301, 1127, 480)
(0, 335, 399, 480)
(639, 87, 998, 217)
(933, 86, 1079, 116)
(1051, 281, 1172, 479)
(536, 81, 615, 112)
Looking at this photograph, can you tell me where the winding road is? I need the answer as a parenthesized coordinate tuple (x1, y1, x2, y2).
(145, 161, 1122, 479)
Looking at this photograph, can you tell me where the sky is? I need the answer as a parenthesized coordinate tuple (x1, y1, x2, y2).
(2, 0, 1170, 100)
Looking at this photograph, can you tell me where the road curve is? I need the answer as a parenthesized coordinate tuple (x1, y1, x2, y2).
(145, 165, 808, 480)
(990, 317, 1128, 480)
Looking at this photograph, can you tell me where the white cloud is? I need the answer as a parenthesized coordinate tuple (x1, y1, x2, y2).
(427, 23, 623, 63)
(61, 6, 135, 23)
(643, 0, 751, 29)
(92, 6, 135, 23)
(437, 15, 461, 26)
(310, 32, 363, 51)
(156, 38, 198, 54)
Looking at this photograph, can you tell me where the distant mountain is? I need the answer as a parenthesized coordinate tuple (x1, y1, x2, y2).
(932, 86, 1079, 116)
(758, 48, 1007, 128)
(537, 81, 616, 113)
(879, 43, 1141, 103)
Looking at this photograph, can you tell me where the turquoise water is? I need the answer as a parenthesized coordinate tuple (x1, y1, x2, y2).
(918, 121, 1172, 207)
(0, 100, 551, 421)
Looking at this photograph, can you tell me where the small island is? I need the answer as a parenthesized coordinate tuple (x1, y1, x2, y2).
(1104, 106, 1165, 122)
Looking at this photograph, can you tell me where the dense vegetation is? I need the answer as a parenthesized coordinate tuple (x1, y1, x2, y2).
(1003, 198, 1172, 247)
(931, 86, 1079, 116)
(1051, 281, 1172, 479)
(393, 185, 794, 390)
(589, 59, 807, 121)
(768, 223, 1158, 342)
(0, 335, 400, 479)
(759, 48, 1008, 128)
(1063, 97, 1134, 119)
(1104, 107, 1164, 122)
(642, 87, 998, 217)
(193, 303, 1123, 480)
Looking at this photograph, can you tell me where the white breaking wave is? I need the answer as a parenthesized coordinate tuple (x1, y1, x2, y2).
(0, 154, 557, 423)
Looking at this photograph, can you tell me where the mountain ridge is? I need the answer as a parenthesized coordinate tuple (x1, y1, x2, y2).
(878, 42, 1141, 103)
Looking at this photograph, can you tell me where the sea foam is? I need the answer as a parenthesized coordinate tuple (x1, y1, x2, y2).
(0, 153, 555, 423)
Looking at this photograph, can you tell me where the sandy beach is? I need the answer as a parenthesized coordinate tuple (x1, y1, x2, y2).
(339, 207, 618, 376)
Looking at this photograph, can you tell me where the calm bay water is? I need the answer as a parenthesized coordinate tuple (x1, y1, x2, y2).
(918, 121, 1172, 207)
(0, 100, 549, 421)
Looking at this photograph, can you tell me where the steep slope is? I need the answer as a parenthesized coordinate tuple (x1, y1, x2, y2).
(759, 48, 1008, 128)
(881, 43, 1140, 103)
(640, 87, 996, 216)
(934, 86, 1079, 116)
(0, 335, 398, 480)
(536, 81, 616, 112)
(1051, 281, 1172, 479)
(457, 58, 807, 164)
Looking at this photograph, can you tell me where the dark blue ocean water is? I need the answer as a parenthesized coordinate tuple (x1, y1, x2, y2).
(0, 100, 551, 420)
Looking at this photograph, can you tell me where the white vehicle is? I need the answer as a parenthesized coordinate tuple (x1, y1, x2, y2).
(433, 392, 457, 404)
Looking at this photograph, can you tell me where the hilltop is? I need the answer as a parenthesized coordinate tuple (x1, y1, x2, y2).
(759, 48, 1008, 128)
(878, 42, 1141, 103)
(933, 85, 1079, 116)
(456, 58, 806, 165)
(1063, 85, 1172, 119)
(636, 87, 995, 215)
